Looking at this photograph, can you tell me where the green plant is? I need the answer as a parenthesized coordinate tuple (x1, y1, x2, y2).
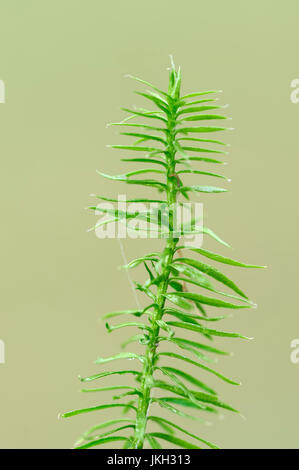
(62, 58, 264, 449)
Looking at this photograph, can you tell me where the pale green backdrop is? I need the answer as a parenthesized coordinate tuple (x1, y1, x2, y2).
(0, 0, 298, 449)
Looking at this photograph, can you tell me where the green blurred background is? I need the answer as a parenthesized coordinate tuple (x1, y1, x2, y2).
(0, 0, 298, 449)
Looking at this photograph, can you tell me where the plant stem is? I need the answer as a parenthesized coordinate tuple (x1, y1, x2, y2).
(132, 98, 179, 449)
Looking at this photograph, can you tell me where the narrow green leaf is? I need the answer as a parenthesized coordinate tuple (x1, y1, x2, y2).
(189, 391, 238, 413)
(158, 397, 216, 413)
(125, 74, 170, 98)
(184, 247, 266, 268)
(105, 321, 150, 333)
(175, 141, 225, 157)
(124, 168, 165, 177)
(202, 227, 231, 247)
(156, 385, 238, 413)
(170, 263, 213, 286)
(181, 91, 222, 100)
(86, 424, 135, 441)
(109, 144, 163, 152)
(102, 310, 143, 320)
(146, 434, 162, 449)
(169, 276, 251, 306)
(163, 292, 193, 311)
(92, 195, 166, 203)
(166, 321, 250, 340)
(121, 108, 167, 123)
(171, 337, 230, 356)
(160, 366, 217, 395)
(166, 336, 215, 363)
(61, 403, 136, 419)
(75, 424, 135, 449)
(135, 91, 169, 114)
(96, 171, 126, 181)
(163, 308, 200, 325)
(81, 386, 137, 393)
(108, 122, 168, 134)
(180, 114, 227, 122)
(174, 257, 246, 298)
(120, 131, 166, 144)
(177, 136, 228, 145)
(177, 169, 228, 180)
(76, 436, 129, 449)
(180, 98, 218, 106)
(154, 397, 204, 421)
(147, 432, 201, 449)
(180, 146, 227, 155)
(178, 105, 225, 116)
(87, 217, 119, 233)
(147, 417, 175, 435)
(148, 417, 218, 449)
(162, 333, 215, 363)
(121, 158, 167, 168)
(180, 185, 227, 193)
(158, 351, 241, 385)
(126, 179, 167, 190)
(79, 370, 141, 383)
(157, 368, 208, 410)
(95, 352, 145, 365)
(176, 156, 225, 164)
(167, 292, 249, 309)
(144, 261, 155, 282)
(123, 253, 160, 269)
(176, 126, 229, 135)
(80, 419, 135, 440)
